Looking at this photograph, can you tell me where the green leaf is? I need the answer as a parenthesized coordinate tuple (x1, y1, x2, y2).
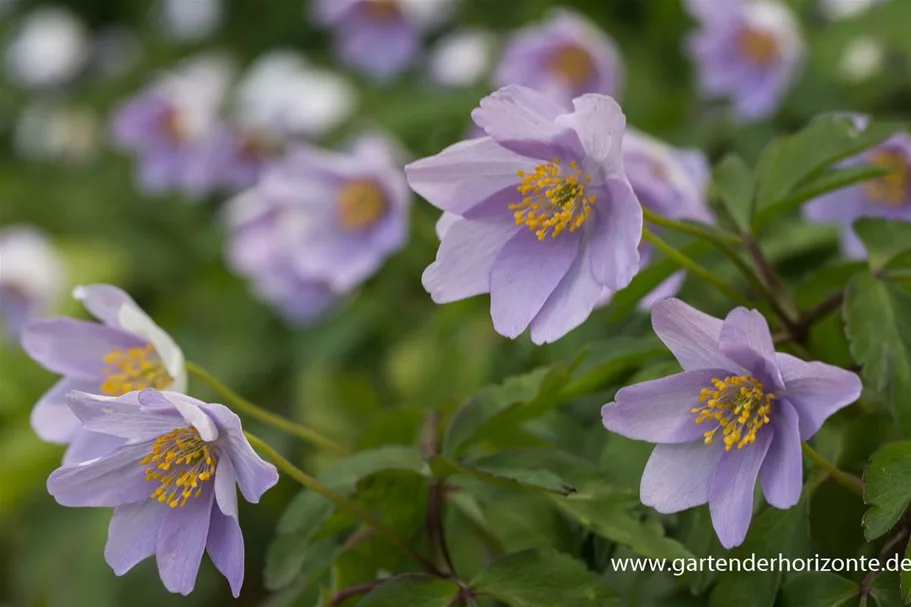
(904, 538, 911, 604)
(429, 455, 575, 495)
(845, 272, 911, 438)
(713, 153, 755, 232)
(780, 572, 858, 607)
(467, 448, 610, 495)
(358, 575, 461, 607)
(871, 572, 906, 607)
(862, 442, 911, 540)
(469, 549, 620, 607)
(679, 506, 725, 594)
(854, 219, 911, 273)
(564, 336, 668, 398)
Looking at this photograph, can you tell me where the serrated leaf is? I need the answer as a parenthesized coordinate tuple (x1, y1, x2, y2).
(469, 549, 621, 607)
(429, 455, 575, 495)
(358, 575, 461, 607)
(714, 153, 754, 232)
(854, 219, 911, 273)
(780, 572, 858, 607)
(862, 442, 911, 540)
(845, 273, 911, 438)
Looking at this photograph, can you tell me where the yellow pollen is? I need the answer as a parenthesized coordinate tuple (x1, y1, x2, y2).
(862, 149, 910, 207)
(547, 44, 596, 87)
(141, 427, 217, 508)
(100, 344, 172, 396)
(336, 178, 388, 232)
(510, 158, 595, 241)
(161, 106, 187, 143)
(691, 375, 775, 451)
(738, 27, 779, 66)
(363, 0, 400, 20)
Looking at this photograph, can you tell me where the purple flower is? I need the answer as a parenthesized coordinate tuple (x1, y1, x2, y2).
(21, 284, 186, 464)
(602, 299, 861, 548)
(47, 388, 279, 597)
(406, 85, 642, 344)
(685, 0, 803, 120)
(0, 225, 66, 339)
(804, 118, 911, 258)
(494, 9, 623, 107)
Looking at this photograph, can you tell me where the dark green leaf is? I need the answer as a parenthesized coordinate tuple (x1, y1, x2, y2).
(713, 153, 754, 232)
(467, 448, 609, 495)
(862, 442, 911, 540)
(854, 219, 911, 273)
(358, 575, 461, 607)
(429, 455, 575, 495)
(904, 538, 911, 604)
(871, 572, 906, 607)
(679, 506, 725, 594)
(780, 572, 858, 607)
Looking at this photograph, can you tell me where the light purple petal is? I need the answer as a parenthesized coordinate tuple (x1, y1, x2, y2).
(709, 429, 773, 549)
(47, 441, 154, 507)
(776, 353, 862, 439)
(554, 94, 626, 181)
(203, 403, 279, 503)
(641, 440, 723, 513)
(138, 389, 218, 442)
(718, 308, 783, 389)
(638, 272, 686, 311)
(73, 284, 137, 327)
(588, 179, 642, 290)
(759, 398, 802, 509)
(105, 499, 166, 575)
(156, 488, 214, 596)
(214, 455, 239, 518)
(207, 509, 245, 598)
(489, 228, 580, 339)
(31, 378, 95, 443)
(651, 298, 734, 372)
(21, 318, 145, 380)
(337, 14, 417, 80)
(602, 369, 730, 444)
(63, 429, 128, 466)
(67, 390, 182, 442)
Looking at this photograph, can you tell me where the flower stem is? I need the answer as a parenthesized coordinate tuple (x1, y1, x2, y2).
(244, 431, 446, 577)
(801, 442, 864, 497)
(186, 361, 348, 455)
(641, 228, 753, 308)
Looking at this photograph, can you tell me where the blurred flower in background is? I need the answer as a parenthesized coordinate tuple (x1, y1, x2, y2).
(158, 0, 223, 41)
(685, 0, 804, 120)
(14, 102, 101, 165)
(0, 225, 66, 339)
(428, 28, 495, 88)
(838, 36, 885, 84)
(494, 9, 623, 107)
(4, 5, 90, 89)
(819, 0, 890, 21)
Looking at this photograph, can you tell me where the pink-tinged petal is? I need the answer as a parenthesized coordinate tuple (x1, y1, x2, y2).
(214, 456, 239, 518)
(709, 429, 773, 549)
(31, 378, 96, 443)
(719, 308, 783, 389)
(138, 390, 218, 442)
(156, 488, 215, 596)
(422, 218, 519, 304)
(759, 398, 802, 509)
(73, 284, 137, 327)
(651, 299, 734, 371)
(776, 353, 862, 439)
(105, 499, 166, 575)
(47, 442, 154, 507)
(554, 94, 626, 181)
(21, 318, 145, 380)
(489, 228, 580, 339)
(203, 403, 279, 503)
(641, 440, 723, 513)
(207, 509, 245, 598)
(602, 369, 729, 444)
(63, 430, 127, 466)
(404, 137, 532, 215)
(67, 390, 181, 442)
(588, 179, 642, 290)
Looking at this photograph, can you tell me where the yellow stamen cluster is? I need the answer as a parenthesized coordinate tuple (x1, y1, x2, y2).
(863, 149, 910, 207)
(336, 178, 389, 232)
(510, 158, 595, 241)
(141, 427, 217, 508)
(691, 375, 775, 451)
(738, 27, 780, 66)
(363, 0, 400, 20)
(100, 344, 172, 396)
(547, 44, 596, 87)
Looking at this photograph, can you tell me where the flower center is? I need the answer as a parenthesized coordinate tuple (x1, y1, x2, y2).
(160, 106, 187, 144)
(738, 27, 779, 66)
(511, 159, 595, 241)
(547, 44, 596, 87)
(862, 149, 910, 206)
(141, 427, 217, 508)
(362, 0, 400, 20)
(336, 179, 388, 231)
(691, 375, 775, 451)
(100, 344, 172, 396)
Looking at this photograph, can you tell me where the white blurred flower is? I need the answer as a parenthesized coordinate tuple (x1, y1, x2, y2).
(233, 51, 356, 139)
(839, 36, 885, 82)
(156, 52, 235, 140)
(428, 28, 494, 87)
(819, 0, 888, 20)
(14, 102, 101, 165)
(401, 0, 460, 31)
(0, 226, 67, 339)
(159, 0, 222, 41)
(5, 6, 91, 89)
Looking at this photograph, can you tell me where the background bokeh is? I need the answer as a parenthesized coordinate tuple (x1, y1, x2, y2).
(2, 0, 910, 605)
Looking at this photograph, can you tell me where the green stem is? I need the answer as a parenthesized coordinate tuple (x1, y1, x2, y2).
(642, 228, 753, 308)
(244, 432, 445, 577)
(186, 361, 348, 455)
(801, 442, 864, 497)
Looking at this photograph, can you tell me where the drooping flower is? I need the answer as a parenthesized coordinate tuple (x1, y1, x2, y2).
(110, 53, 234, 198)
(47, 388, 279, 597)
(428, 28, 495, 88)
(804, 117, 911, 258)
(0, 225, 66, 339)
(602, 299, 861, 548)
(21, 284, 186, 464)
(406, 85, 641, 344)
(684, 0, 804, 120)
(5, 6, 91, 90)
(493, 9, 623, 107)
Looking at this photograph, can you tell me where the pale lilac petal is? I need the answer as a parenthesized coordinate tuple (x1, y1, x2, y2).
(47, 442, 154, 507)
(207, 509, 244, 598)
(709, 429, 773, 549)
(105, 499, 166, 575)
(156, 488, 214, 596)
(638, 272, 686, 311)
(203, 403, 279, 503)
(602, 369, 729, 444)
(776, 353, 862, 439)
(553, 94, 625, 180)
(73, 284, 137, 327)
(67, 390, 182, 441)
(63, 430, 127, 465)
(489, 228, 580, 339)
(651, 298, 735, 371)
(588, 179, 642, 290)
(31, 378, 95, 443)
(21, 318, 145, 380)
(641, 440, 723, 513)
(719, 308, 783, 389)
(139, 390, 218, 441)
(338, 15, 417, 80)
(434, 212, 460, 240)
(214, 455, 238, 518)
(759, 398, 802, 509)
